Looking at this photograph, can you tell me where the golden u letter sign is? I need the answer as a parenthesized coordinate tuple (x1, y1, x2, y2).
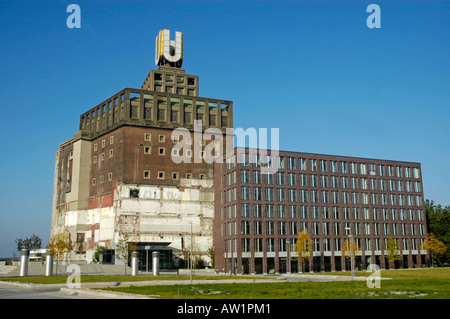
(155, 29, 183, 68)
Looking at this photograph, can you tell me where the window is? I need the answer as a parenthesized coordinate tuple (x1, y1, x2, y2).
(276, 188, 285, 201)
(369, 164, 376, 176)
(350, 162, 358, 174)
(159, 134, 165, 143)
(276, 172, 285, 185)
(320, 175, 328, 188)
(289, 205, 297, 218)
(277, 205, 286, 218)
(241, 204, 250, 217)
(330, 161, 338, 173)
(309, 159, 317, 171)
(287, 157, 296, 170)
(288, 189, 296, 202)
(158, 147, 165, 155)
(254, 204, 263, 218)
(130, 189, 139, 198)
(360, 163, 367, 175)
(253, 187, 262, 200)
(331, 176, 339, 188)
(265, 188, 274, 201)
(266, 222, 275, 235)
(253, 171, 261, 184)
(199, 174, 205, 180)
(266, 204, 274, 218)
(144, 146, 151, 154)
(241, 221, 250, 235)
(102, 140, 106, 148)
(241, 187, 250, 200)
(300, 206, 308, 218)
(110, 136, 114, 145)
(360, 178, 368, 190)
(288, 173, 296, 186)
(299, 174, 307, 186)
(319, 160, 327, 172)
(108, 172, 113, 181)
(144, 133, 151, 141)
(299, 190, 308, 203)
(157, 171, 165, 180)
(143, 170, 150, 179)
(109, 149, 113, 158)
(299, 158, 307, 170)
(172, 172, 179, 180)
(340, 161, 347, 173)
(310, 190, 318, 203)
(405, 167, 411, 178)
(99, 175, 104, 184)
(241, 170, 250, 183)
(378, 164, 385, 176)
(310, 175, 318, 187)
(94, 143, 98, 151)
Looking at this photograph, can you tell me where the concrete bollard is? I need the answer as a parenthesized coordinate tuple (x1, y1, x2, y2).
(131, 251, 138, 276)
(20, 249, 29, 276)
(152, 251, 159, 276)
(45, 250, 54, 276)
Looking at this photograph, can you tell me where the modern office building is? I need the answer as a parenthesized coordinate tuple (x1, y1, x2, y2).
(214, 148, 428, 274)
(50, 29, 233, 268)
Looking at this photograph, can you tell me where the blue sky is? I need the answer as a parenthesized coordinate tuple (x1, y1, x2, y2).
(0, 0, 449, 258)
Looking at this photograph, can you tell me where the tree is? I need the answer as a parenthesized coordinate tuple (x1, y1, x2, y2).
(425, 199, 450, 265)
(341, 237, 361, 271)
(15, 234, 42, 252)
(421, 233, 447, 267)
(115, 232, 137, 274)
(293, 230, 312, 273)
(207, 246, 215, 269)
(385, 237, 402, 265)
(47, 232, 73, 275)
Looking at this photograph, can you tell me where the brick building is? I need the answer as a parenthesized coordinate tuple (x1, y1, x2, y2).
(51, 30, 233, 267)
(214, 148, 428, 274)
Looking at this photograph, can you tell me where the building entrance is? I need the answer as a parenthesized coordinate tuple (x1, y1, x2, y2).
(136, 242, 173, 271)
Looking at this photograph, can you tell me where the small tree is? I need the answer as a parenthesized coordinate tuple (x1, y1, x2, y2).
(207, 246, 215, 268)
(47, 232, 73, 275)
(293, 230, 312, 273)
(385, 237, 402, 267)
(115, 232, 137, 274)
(341, 237, 361, 271)
(15, 234, 42, 253)
(421, 233, 447, 267)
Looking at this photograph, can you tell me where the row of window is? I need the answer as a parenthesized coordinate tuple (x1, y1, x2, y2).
(230, 171, 422, 192)
(91, 171, 207, 185)
(231, 236, 424, 253)
(229, 154, 421, 178)
(224, 220, 425, 237)
(223, 205, 424, 222)
(225, 187, 423, 206)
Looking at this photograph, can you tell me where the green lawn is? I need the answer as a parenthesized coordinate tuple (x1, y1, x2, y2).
(101, 268, 450, 299)
(0, 275, 267, 285)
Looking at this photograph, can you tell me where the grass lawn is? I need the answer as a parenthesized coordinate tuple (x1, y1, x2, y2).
(0, 275, 267, 285)
(101, 268, 450, 299)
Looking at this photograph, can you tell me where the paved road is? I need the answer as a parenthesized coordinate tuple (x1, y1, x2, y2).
(0, 285, 87, 299)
